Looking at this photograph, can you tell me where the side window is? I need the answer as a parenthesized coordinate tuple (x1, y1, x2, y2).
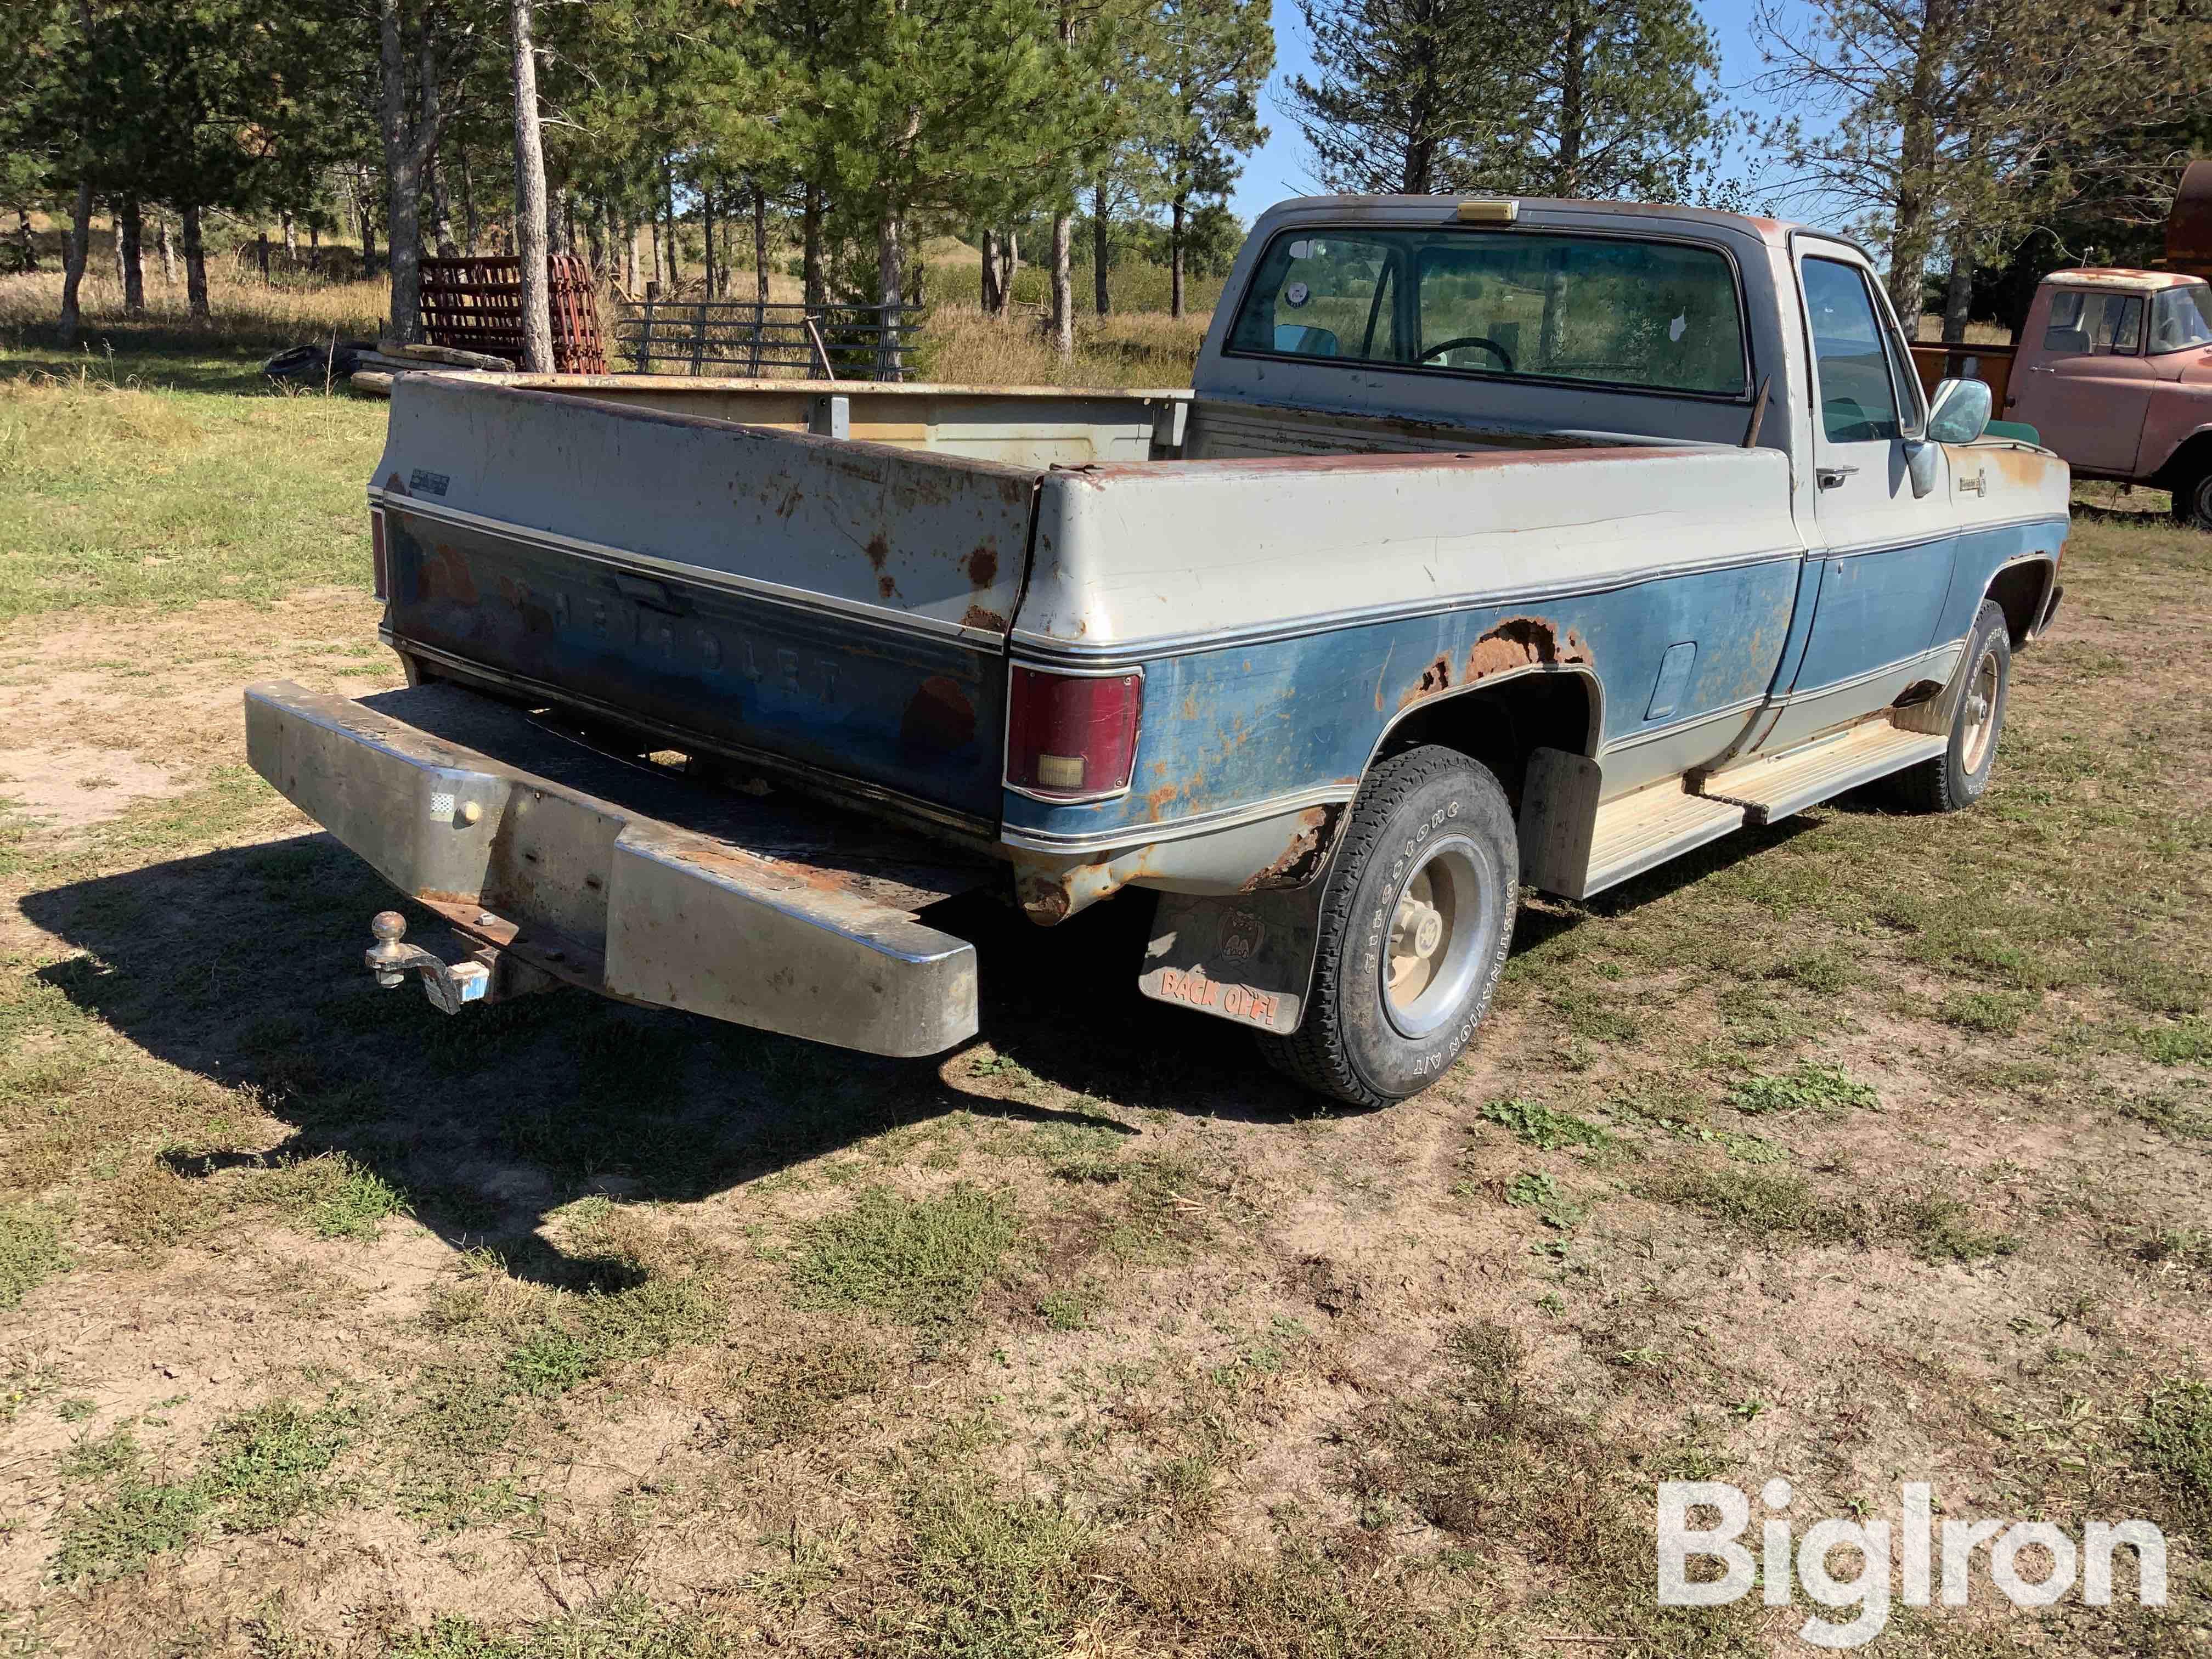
(2042, 291, 2145, 356)
(1227, 235, 1400, 363)
(1803, 257, 1900, 443)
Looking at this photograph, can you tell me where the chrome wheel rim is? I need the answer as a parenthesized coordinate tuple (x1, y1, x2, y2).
(1961, 650, 2000, 772)
(1381, 835, 1491, 1040)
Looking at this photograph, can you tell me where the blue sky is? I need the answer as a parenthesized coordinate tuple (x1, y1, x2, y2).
(1229, 0, 1805, 222)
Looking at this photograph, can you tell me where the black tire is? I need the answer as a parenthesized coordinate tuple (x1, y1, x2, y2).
(1257, 746, 1517, 1107)
(2172, 464, 2212, 533)
(1887, 600, 2010, 813)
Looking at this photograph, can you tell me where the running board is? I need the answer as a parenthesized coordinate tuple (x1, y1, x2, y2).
(1522, 751, 1746, 900)
(1695, 721, 1945, 825)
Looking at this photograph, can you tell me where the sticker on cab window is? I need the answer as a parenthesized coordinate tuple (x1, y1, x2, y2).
(1285, 281, 1310, 308)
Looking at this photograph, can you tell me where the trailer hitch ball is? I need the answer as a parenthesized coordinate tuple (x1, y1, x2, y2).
(366, 911, 417, 988)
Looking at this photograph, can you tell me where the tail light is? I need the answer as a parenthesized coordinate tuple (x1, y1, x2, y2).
(1006, 665, 1142, 802)
(370, 507, 390, 600)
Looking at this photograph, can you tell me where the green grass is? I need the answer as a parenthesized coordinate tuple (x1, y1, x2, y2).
(200, 1400, 356, 1531)
(789, 1184, 1019, 1328)
(0, 1201, 69, 1307)
(0, 364, 385, 618)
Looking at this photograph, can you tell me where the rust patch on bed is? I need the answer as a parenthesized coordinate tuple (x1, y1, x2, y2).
(417, 542, 479, 603)
(966, 546, 998, 587)
(962, 604, 1008, 631)
(865, 534, 890, 571)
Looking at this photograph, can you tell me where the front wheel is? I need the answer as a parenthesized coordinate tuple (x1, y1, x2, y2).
(1256, 746, 1518, 1107)
(1887, 599, 2011, 813)
(2172, 463, 2212, 533)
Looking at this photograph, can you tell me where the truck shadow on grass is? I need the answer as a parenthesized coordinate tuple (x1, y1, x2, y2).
(18, 808, 1823, 1285)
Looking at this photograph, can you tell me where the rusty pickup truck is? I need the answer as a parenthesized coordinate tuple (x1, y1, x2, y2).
(247, 195, 2069, 1105)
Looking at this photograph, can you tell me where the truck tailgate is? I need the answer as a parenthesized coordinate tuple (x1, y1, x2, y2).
(370, 379, 1037, 830)
(245, 680, 1000, 1056)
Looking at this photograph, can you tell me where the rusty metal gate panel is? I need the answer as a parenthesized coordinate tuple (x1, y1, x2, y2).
(419, 255, 608, 374)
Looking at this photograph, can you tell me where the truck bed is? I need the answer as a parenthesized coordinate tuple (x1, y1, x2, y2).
(368, 374, 1703, 839)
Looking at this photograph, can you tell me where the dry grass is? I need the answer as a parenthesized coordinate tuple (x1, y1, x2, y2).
(0, 268, 393, 351)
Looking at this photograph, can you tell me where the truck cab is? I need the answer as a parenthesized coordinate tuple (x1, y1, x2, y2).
(2006, 269, 2212, 526)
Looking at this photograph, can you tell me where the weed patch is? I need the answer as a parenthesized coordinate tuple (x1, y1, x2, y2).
(1727, 1062, 1879, 1115)
(789, 1184, 1017, 1328)
(0, 1201, 69, 1306)
(1481, 1097, 1613, 1152)
(2137, 1382, 2212, 1527)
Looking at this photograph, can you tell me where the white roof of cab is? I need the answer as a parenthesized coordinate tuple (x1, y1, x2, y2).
(1255, 194, 1808, 250)
(2044, 267, 2208, 292)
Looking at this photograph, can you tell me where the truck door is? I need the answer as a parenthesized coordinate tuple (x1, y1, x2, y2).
(2005, 285, 2155, 476)
(1779, 251, 1957, 744)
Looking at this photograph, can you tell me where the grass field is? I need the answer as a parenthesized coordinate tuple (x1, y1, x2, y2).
(0, 338, 2208, 1657)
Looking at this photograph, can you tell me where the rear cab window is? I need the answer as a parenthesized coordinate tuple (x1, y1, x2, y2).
(1226, 227, 1749, 398)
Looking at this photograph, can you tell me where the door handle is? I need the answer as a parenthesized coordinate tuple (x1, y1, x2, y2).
(1816, 465, 1859, 489)
(2028, 365, 2055, 374)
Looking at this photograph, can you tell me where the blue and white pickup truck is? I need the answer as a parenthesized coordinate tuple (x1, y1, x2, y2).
(247, 195, 2068, 1105)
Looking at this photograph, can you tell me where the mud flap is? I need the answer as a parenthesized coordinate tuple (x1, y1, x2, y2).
(1136, 881, 1330, 1036)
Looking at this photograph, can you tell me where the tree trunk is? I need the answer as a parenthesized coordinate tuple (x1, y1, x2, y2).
(702, 184, 716, 299)
(752, 185, 769, 306)
(876, 209, 904, 380)
(156, 210, 175, 286)
(1049, 211, 1073, 357)
(998, 230, 1017, 314)
(662, 157, 678, 290)
(111, 207, 125, 288)
(119, 196, 143, 315)
(1942, 241, 1974, 346)
(461, 148, 478, 252)
(14, 206, 35, 273)
(802, 183, 825, 308)
(181, 201, 210, 324)
(379, 0, 443, 343)
(360, 173, 377, 275)
(1092, 182, 1110, 316)
(509, 0, 555, 373)
(1884, 1, 1949, 326)
(58, 179, 92, 347)
(428, 151, 459, 256)
(1555, 0, 1588, 195)
(980, 228, 1000, 313)
(1170, 198, 1186, 319)
(283, 211, 297, 258)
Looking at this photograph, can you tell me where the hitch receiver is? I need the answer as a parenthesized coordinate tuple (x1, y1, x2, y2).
(364, 910, 554, 1014)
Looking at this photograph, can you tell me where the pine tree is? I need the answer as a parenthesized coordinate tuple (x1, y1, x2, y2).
(1144, 0, 1269, 317)
(1286, 0, 1496, 194)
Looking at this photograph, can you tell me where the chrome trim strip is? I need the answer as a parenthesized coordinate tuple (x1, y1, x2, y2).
(1820, 513, 2065, 561)
(1008, 543, 1809, 663)
(998, 781, 1356, 855)
(1594, 694, 1767, 755)
(1777, 640, 1960, 703)
(368, 491, 1011, 653)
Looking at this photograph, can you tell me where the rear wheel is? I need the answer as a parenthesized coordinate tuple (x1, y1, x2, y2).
(1257, 746, 1517, 1107)
(1888, 600, 2010, 814)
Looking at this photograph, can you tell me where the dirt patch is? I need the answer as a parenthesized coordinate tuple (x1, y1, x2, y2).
(0, 746, 183, 828)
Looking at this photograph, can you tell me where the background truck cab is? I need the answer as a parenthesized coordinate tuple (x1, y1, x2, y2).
(2002, 270, 2212, 527)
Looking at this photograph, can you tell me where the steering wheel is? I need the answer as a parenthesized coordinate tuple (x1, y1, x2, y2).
(1419, 335, 1513, 370)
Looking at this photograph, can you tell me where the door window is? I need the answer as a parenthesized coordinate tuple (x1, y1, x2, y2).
(1803, 258, 1901, 442)
(2041, 290, 2145, 356)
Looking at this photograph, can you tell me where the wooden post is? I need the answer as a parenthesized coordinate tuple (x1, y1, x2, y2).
(749, 300, 765, 376)
(638, 291, 657, 373)
(691, 296, 708, 375)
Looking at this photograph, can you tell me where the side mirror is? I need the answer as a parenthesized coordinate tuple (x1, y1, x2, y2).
(1273, 323, 1340, 357)
(1926, 377, 1993, 445)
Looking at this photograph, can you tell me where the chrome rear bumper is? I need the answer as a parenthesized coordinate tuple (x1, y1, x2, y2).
(244, 680, 992, 1057)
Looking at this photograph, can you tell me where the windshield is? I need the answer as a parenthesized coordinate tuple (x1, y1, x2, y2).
(2149, 284, 2212, 354)
(1226, 227, 1749, 398)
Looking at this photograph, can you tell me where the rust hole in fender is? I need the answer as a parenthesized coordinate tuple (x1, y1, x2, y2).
(1240, 804, 1343, 892)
